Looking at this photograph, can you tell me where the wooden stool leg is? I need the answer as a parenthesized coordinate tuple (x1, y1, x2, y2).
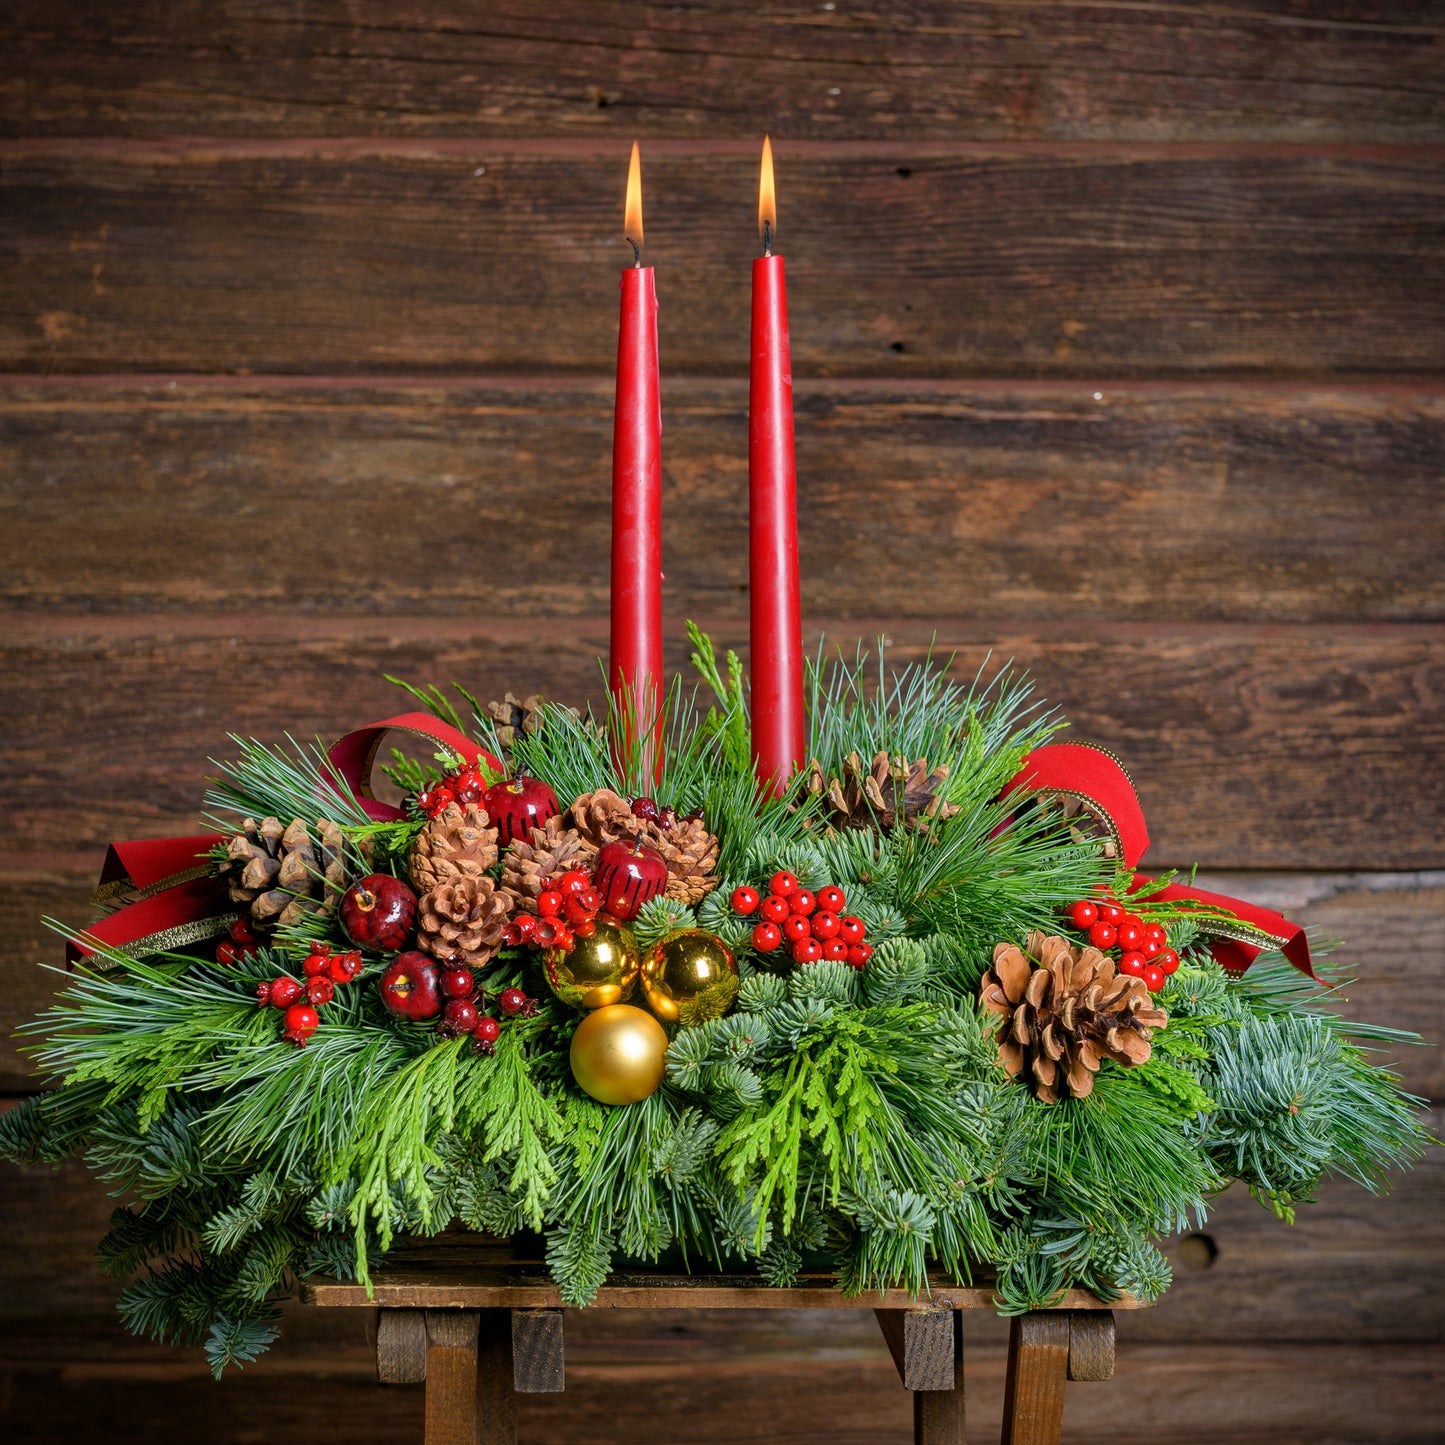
(477, 1308, 518, 1443)
(1000, 1313, 1070, 1445)
(912, 1312, 964, 1445)
(423, 1309, 517, 1445)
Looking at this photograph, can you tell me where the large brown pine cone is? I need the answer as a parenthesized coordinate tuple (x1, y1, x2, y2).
(499, 819, 599, 914)
(416, 875, 511, 966)
(567, 789, 720, 904)
(801, 751, 958, 834)
(486, 692, 546, 756)
(221, 816, 353, 931)
(979, 931, 1168, 1103)
(409, 803, 499, 894)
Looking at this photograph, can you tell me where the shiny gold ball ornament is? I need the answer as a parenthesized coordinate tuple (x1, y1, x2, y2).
(641, 929, 739, 1026)
(569, 1004, 669, 1105)
(542, 917, 641, 1010)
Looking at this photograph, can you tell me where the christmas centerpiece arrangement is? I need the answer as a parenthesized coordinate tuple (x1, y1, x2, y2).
(1, 143, 1429, 1378)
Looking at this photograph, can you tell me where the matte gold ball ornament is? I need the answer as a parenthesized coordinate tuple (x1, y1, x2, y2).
(569, 1004, 669, 1105)
(543, 917, 641, 1010)
(642, 929, 739, 1026)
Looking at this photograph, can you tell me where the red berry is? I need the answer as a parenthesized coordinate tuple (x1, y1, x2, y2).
(229, 918, 258, 946)
(215, 941, 241, 967)
(283, 1003, 319, 1035)
(255, 981, 272, 1008)
(1142, 964, 1166, 992)
(782, 914, 812, 943)
(752, 922, 783, 952)
(441, 968, 474, 999)
(769, 871, 799, 898)
(442, 998, 480, 1034)
(1116, 923, 1144, 951)
(789, 890, 816, 916)
(847, 943, 874, 969)
(498, 987, 526, 1016)
(1096, 902, 1124, 925)
(1119, 951, 1146, 975)
(578, 887, 604, 913)
(574, 918, 597, 939)
(564, 892, 594, 925)
(503, 922, 525, 948)
(514, 912, 538, 938)
(810, 910, 841, 940)
(821, 939, 849, 962)
(815, 885, 847, 914)
(1157, 948, 1180, 975)
(534, 918, 563, 949)
(1140, 937, 1163, 960)
(269, 977, 302, 1010)
(557, 870, 590, 896)
(1087, 922, 1118, 950)
(760, 895, 790, 925)
(1143, 924, 1167, 946)
(629, 796, 663, 824)
(305, 976, 334, 1007)
(731, 886, 761, 916)
(1068, 900, 1099, 929)
(1122, 913, 1144, 933)
(838, 916, 866, 945)
(473, 1015, 502, 1044)
(792, 936, 823, 965)
(553, 925, 575, 953)
(537, 890, 564, 919)
(302, 951, 331, 977)
(328, 950, 363, 983)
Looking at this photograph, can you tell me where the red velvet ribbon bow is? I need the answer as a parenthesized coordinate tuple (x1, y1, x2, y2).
(69, 713, 502, 964)
(1002, 742, 1316, 979)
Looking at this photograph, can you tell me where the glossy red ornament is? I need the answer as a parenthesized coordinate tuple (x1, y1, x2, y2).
(752, 922, 784, 952)
(593, 837, 668, 921)
(847, 942, 873, 969)
(442, 998, 480, 1035)
(305, 976, 334, 1007)
(1096, 902, 1124, 926)
(1087, 922, 1118, 950)
(498, 987, 527, 1016)
(441, 967, 475, 999)
(1068, 900, 1099, 929)
(810, 910, 841, 940)
(1119, 954, 1147, 978)
(268, 977, 302, 1010)
(379, 952, 444, 1021)
(340, 874, 419, 953)
(1116, 922, 1144, 952)
(760, 895, 790, 924)
(815, 885, 847, 914)
(1142, 964, 1166, 992)
(782, 914, 812, 943)
(482, 776, 561, 847)
(838, 916, 866, 946)
(1157, 948, 1181, 975)
(792, 936, 823, 965)
(473, 1015, 502, 1045)
(821, 939, 849, 962)
(731, 886, 762, 916)
(789, 889, 816, 916)
(769, 871, 799, 897)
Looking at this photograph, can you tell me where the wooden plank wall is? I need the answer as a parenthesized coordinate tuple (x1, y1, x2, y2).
(2, 5, 1442, 1440)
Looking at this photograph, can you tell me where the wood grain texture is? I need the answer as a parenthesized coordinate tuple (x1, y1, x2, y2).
(423, 1309, 482, 1445)
(4, 144, 1443, 378)
(376, 1309, 428, 1385)
(511, 1310, 566, 1394)
(3, 378, 1442, 624)
(2, 616, 1440, 868)
(913, 1312, 965, 1445)
(3, 2, 1442, 142)
(1001, 1314, 1070, 1445)
(1066, 1314, 1115, 1383)
(875, 1310, 957, 1391)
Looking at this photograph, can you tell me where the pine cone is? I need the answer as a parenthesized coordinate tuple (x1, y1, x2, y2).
(409, 803, 499, 894)
(979, 931, 1168, 1103)
(499, 819, 599, 914)
(221, 816, 352, 931)
(802, 751, 958, 834)
(652, 814, 721, 905)
(486, 691, 546, 756)
(417, 874, 511, 966)
(566, 789, 639, 847)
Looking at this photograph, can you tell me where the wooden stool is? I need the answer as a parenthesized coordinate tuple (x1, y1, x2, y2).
(303, 1250, 1132, 1445)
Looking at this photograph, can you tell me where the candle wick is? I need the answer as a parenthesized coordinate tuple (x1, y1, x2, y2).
(762, 219, 772, 257)
(628, 236, 641, 267)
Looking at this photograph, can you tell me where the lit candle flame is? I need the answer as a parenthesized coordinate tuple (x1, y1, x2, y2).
(757, 135, 776, 249)
(624, 140, 644, 258)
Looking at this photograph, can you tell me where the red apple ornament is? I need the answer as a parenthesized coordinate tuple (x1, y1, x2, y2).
(482, 775, 561, 846)
(340, 874, 418, 952)
(593, 837, 668, 921)
(379, 951, 444, 1021)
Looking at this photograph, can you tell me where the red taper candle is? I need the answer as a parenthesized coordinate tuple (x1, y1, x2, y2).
(610, 141, 664, 777)
(749, 136, 805, 795)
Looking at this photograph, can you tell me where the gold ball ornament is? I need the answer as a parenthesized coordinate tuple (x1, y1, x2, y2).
(569, 1004, 669, 1105)
(543, 917, 640, 1010)
(642, 929, 739, 1026)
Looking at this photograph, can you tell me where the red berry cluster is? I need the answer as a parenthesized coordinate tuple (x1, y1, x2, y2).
(630, 795, 704, 831)
(256, 941, 364, 1046)
(415, 762, 491, 819)
(733, 872, 874, 968)
(378, 950, 537, 1052)
(216, 916, 261, 967)
(503, 870, 605, 954)
(1065, 898, 1179, 994)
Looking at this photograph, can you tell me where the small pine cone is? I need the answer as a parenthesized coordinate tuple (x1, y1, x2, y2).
(652, 814, 721, 905)
(979, 930, 1167, 1103)
(409, 802, 499, 894)
(417, 874, 511, 967)
(221, 816, 351, 931)
(801, 751, 958, 834)
(566, 788, 640, 847)
(499, 820, 598, 913)
(486, 692, 546, 756)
